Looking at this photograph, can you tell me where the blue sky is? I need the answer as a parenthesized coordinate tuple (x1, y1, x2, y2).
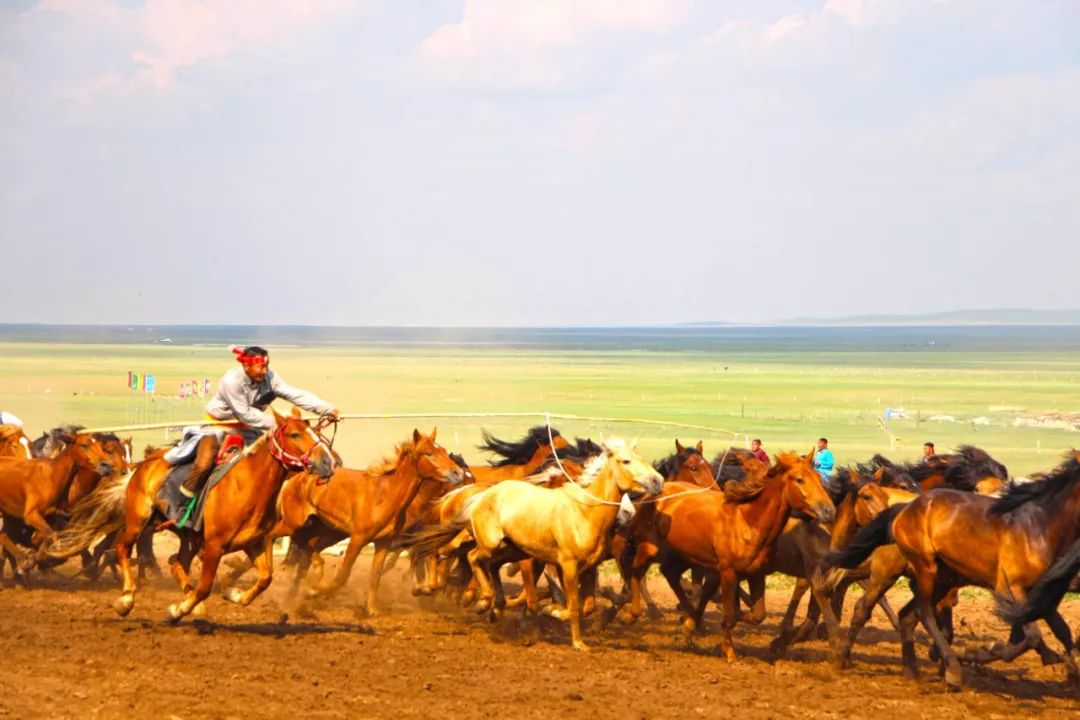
(2, 1, 1079, 325)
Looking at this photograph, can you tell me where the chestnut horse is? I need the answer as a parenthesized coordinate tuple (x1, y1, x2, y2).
(0, 430, 117, 568)
(827, 453, 1080, 689)
(408, 438, 663, 650)
(0, 424, 32, 460)
(51, 408, 335, 621)
(624, 452, 835, 661)
(271, 428, 465, 613)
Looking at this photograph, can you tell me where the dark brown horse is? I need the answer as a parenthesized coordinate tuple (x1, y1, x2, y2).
(828, 453, 1080, 689)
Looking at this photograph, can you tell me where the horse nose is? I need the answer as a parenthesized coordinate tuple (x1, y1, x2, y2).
(817, 502, 835, 524)
(99, 461, 114, 475)
(450, 469, 465, 486)
(651, 476, 664, 495)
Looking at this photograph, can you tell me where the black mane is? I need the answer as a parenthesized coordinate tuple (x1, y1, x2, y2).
(991, 453, 1080, 516)
(477, 426, 561, 468)
(654, 446, 703, 479)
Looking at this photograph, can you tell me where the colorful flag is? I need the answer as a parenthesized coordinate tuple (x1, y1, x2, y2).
(146, 375, 156, 394)
(127, 370, 132, 389)
(203, 378, 211, 396)
(131, 372, 139, 391)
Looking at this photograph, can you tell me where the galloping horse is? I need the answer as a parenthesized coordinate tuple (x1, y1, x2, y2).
(272, 428, 465, 613)
(50, 408, 334, 620)
(0, 430, 116, 568)
(623, 452, 835, 661)
(409, 437, 663, 650)
(828, 453, 1080, 689)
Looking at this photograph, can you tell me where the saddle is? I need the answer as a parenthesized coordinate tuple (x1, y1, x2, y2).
(157, 434, 248, 531)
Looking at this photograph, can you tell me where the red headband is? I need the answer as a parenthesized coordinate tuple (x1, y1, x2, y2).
(232, 347, 268, 367)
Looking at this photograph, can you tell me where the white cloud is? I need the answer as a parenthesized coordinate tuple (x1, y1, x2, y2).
(40, 0, 358, 100)
(420, 0, 689, 88)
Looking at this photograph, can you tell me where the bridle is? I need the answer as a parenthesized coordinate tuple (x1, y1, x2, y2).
(269, 415, 338, 471)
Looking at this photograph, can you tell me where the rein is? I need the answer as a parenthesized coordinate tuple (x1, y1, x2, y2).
(268, 416, 338, 471)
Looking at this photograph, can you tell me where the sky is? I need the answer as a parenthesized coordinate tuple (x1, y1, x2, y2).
(2, 0, 1079, 326)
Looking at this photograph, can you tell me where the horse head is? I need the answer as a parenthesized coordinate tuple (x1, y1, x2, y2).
(271, 407, 336, 479)
(0, 424, 32, 459)
(584, 437, 663, 499)
(65, 431, 116, 477)
(773, 452, 835, 523)
(662, 440, 714, 488)
(854, 481, 891, 526)
(409, 428, 466, 487)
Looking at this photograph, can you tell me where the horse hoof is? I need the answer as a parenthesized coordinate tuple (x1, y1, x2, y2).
(166, 604, 184, 625)
(618, 609, 638, 626)
(114, 596, 134, 617)
(945, 668, 963, 689)
(192, 602, 207, 618)
(572, 641, 590, 652)
(902, 665, 919, 681)
(223, 587, 245, 605)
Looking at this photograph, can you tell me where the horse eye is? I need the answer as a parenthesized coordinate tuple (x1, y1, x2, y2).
(795, 478, 804, 484)
(290, 432, 302, 439)
(622, 459, 631, 465)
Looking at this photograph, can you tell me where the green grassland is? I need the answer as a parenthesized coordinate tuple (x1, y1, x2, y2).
(2, 341, 1079, 475)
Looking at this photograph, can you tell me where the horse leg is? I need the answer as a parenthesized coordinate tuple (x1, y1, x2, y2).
(1042, 610, 1080, 684)
(223, 539, 274, 607)
(580, 566, 599, 617)
(908, 565, 963, 688)
(717, 568, 739, 662)
(465, 545, 496, 612)
(659, 554, 699, 634)
(113, 509, 152, 617)
(837, 560, 903, 668)
(619, 540, 657, 624)
(365, 538, 392, 616)
(739, 575, 766, 625)
(136, 525, 160, 579)
(168, 540, 222, 623)
(559, 561, 586, 651)
(506, 557, 540, 612)
(690, 570, 720, 636)
(771, 578, 811, 656)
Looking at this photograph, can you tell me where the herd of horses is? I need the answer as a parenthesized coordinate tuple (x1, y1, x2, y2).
(1, 413, 1079, 694)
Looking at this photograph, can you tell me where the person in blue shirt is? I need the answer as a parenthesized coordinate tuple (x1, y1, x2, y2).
(813, 437, 835, 486)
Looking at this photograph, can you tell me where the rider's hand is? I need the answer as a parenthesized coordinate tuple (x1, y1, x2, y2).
(327, 408, 341, 422)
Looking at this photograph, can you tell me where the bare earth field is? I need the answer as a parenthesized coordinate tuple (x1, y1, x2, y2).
(1, 558, 1078, 720)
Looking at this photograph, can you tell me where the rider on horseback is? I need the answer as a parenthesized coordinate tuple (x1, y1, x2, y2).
(179, 346, 339, 508)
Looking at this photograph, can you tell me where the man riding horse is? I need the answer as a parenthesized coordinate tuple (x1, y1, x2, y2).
(179, 346, 340, 513)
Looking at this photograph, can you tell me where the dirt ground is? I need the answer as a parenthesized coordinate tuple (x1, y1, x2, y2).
(1, 555, 1078, 720)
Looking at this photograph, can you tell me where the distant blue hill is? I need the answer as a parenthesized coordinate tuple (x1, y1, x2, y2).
(686, 309, 1080, 327)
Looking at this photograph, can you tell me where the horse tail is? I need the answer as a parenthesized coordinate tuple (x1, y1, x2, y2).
(397, 490, 487, 557)
(998, 537, 1080, 625)
(824, 503, 906, 570)
(45, 473, 131, 559)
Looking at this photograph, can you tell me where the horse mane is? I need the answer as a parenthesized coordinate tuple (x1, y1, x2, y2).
(721, 450, 781, 504)
(710, 447, 756, 482)
(956, 444, 1008, 480)
(143, 445, 170, 460)
(870, 453, 895, 469)
(93, 432, 120, 444)
(653, 446, 703, 477)
(477, 426, 561, 468)
(990, 453, 1080, 516)
(368, 438, 419, 476)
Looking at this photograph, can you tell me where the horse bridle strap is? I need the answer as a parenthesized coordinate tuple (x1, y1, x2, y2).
(268, 422, 333, 471)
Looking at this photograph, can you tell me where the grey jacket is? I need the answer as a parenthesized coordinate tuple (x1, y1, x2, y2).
(204, 367, 333, 431)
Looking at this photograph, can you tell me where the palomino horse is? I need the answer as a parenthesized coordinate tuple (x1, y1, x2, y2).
(72, 408, 336, 621)
(0, 430, 116, 568)
(828, 453, 1080, 689)
(624, 452, 835, 661)
(272, 428, 465, 613)
(409, 437, 663, 650)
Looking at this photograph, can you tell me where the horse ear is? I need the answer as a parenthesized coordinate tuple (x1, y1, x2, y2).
(806, 447, 815, 461)
(630, 437, 639, 450)
(413, 428, 422, 444)
(696, 441, 704, 453)
(675, 439, 685, 453)
(291, 406, 302, 419)
(430, 427, 438, 442)
(271, 407, 287, 426)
